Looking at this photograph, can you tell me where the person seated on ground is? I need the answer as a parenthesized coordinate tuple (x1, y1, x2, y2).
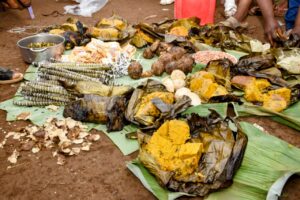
(220, 0, 300, 44)
(0, 0, 31, 10)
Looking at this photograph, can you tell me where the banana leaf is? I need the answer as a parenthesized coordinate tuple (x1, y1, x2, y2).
(127, 122, 300, 200)
(233, 102, 300, 131)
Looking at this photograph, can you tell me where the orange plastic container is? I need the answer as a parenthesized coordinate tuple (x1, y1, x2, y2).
(174, 0, 216, 25)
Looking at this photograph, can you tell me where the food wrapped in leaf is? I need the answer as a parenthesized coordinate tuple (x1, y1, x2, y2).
(125, 79, 191, 128)
(271, 48, 300, 75)
(90, 15, 131, 41)
(231, 75, 292, 112)
(138, 111, 247, 196)
(189, 71, 229, 102)
(63, 94, 127, 132)
(233, 54, 289, 87)
(205, 58, 233, 91)
(95, 15, 128, 31)
(63, 81, 133, 98)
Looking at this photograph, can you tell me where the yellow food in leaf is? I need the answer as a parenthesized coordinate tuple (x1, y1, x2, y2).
(145, 120, 203, 180)
(169, 26, 189, 37)
(268, 88, 291, 103)
(135, 92, 174, 122)
(189, 71, 227, 101)
(263, 94, 288, 112)
(49, 29, 65, 35)
(89, 27, 120, 39)
(213, 85, 229, 96)
(255, 79, 271, 91)
(244, 82, 264, 102)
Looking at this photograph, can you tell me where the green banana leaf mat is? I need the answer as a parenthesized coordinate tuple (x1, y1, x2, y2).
(0, 48, 300, 156)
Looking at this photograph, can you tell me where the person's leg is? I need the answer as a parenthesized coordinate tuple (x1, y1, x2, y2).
(234, 0, 254, 22)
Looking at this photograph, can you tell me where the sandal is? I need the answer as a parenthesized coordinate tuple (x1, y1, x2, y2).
(219, 17, 249, 29)
(0, 71, 23, 84)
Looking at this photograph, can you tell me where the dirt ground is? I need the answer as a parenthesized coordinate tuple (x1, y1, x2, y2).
(0, 0, 299, 200)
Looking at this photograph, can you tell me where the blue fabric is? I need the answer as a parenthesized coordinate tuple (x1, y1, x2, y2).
(285, 0, 300, 30)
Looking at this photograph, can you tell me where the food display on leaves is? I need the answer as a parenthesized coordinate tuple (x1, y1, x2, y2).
(138, 111, 247, 196)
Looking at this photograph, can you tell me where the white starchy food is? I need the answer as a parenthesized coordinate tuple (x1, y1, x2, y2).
(250, 40, 270, 53)
(193, 51, 237, 64)
(72, 147, 81, 155)
(172, 79, 186, 90)
(186, 92, 202, 106)
(162, 77, 175, 93)
(81, 142, 92, 151)
(277, 56, 300, 74)
(3, 118, 100, 165)
(175, 87, 191, 100)
(7, 150, 20, 164)
(45, 105, 59, 112)
(171, 70, 186, 81)
(65, 118, 77, 129)
(79, 132, 89, 139)
(72, 139, 84, 144)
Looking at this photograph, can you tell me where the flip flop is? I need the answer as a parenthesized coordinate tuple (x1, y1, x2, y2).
(0, 72, 23, 84)
(219, 17, 249, 29)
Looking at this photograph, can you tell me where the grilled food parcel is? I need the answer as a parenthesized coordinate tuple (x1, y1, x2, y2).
(63, 81, 133, 132)
(125, 79, 191, 129)
(137, 111, 247, 196)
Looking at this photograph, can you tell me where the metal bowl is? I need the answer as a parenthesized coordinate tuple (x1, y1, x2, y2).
(17, 34, 65, 63)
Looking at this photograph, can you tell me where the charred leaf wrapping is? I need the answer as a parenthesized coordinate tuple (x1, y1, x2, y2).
(233, 54, 289, 87)
(63, 94, 127, 132)
(205, 58, 234, 91)
(138, 111, 247, 196)
(125, 79, 190, 129)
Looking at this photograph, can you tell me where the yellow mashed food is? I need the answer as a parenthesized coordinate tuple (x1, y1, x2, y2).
(145, 120, 203, 180)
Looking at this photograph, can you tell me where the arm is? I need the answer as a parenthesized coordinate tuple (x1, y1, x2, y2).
(291, 7, 300, 35)
(256, 0, 281, 44)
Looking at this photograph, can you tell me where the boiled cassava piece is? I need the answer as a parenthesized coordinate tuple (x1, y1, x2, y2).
(138, 111, 247, 196)
(63, 94, 127, 132)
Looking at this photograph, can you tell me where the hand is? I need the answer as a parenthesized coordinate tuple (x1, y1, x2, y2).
(1, 0, 31, 10)
(264, 18, 282, 45)
(291, 26, 300, 36)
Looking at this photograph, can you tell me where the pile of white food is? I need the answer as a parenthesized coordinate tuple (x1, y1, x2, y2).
(162, 70, 201, 106)
(1, 118, 100, 166)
